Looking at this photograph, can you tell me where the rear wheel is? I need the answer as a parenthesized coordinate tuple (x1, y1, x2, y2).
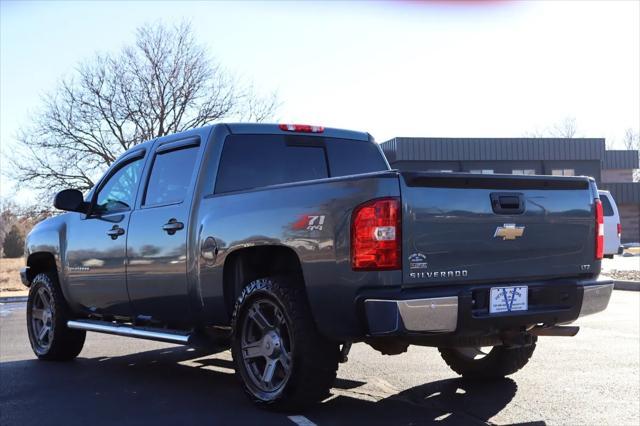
(27, 272, 85, 361)
(438, 340, 536, 379)
(231, 277, 339, 410)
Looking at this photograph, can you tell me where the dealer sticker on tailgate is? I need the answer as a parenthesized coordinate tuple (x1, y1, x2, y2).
(490, 286, 528, 313)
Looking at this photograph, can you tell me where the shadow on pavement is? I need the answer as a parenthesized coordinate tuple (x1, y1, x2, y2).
(0, 345, 535, 426)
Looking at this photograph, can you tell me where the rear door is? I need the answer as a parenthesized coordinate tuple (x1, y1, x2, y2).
(400, 172, 596, 285)
(126, 137, 201, 325)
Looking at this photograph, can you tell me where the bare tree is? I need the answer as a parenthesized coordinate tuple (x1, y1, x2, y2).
(622, 128, 639, 150)
(525, 116, 579, 139)
(7, 22, 278, 199)
(551, 117, 578, 138)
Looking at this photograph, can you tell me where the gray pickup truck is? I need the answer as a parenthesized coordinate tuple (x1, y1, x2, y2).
(21, 123, 613, 409)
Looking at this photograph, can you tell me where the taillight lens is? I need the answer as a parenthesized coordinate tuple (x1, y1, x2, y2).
(279, 123, 324, 133)
(351, 198, 401, 270)
(595, 199, 604, 260)
(617, 223, 622, 239)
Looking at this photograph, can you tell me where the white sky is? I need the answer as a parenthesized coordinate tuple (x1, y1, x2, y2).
(1, 0, 639, 202)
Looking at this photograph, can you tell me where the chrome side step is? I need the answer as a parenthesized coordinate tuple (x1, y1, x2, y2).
(67, 319, 191, 345)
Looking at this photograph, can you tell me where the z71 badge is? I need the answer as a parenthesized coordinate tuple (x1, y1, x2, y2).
(292, 215, 326, 231)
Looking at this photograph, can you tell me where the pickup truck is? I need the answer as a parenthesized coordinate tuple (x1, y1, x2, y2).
(21, 123, 614, 409)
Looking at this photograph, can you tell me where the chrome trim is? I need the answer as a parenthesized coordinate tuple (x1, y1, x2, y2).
(67, 320, 190, 344)
(579, 283, 614, 318)
(365, 296, 458, 333)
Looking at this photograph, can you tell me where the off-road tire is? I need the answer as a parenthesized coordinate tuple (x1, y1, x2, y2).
(231, 277, 340, 410)
(438, 340, 537, 379)
(27, 272, 85, 361)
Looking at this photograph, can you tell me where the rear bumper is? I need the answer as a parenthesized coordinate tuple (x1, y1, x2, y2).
(363, 276, 613, 338)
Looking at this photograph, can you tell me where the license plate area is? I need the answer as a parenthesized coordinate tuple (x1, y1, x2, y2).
(489, 286, 528, 313)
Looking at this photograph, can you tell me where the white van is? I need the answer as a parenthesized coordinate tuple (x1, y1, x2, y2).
(599, 190, 623, 258)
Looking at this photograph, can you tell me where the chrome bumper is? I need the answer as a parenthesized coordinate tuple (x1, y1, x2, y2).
(578, 283, 614, 318)
(363, 281, 614, 336)
(364, 296, 458, 334)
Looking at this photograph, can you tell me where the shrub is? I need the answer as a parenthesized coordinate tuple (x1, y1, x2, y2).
(2, 225, 25, 258)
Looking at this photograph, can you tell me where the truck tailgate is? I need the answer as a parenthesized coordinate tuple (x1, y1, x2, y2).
(400, 172, 597, 285)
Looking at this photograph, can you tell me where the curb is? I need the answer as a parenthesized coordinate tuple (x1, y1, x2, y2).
(0, 296, 28, 303)
(614, 280, 640, 292)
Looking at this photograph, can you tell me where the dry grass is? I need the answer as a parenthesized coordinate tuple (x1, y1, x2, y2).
(0, 257, 26, 293)
(625, 246, 640, 256)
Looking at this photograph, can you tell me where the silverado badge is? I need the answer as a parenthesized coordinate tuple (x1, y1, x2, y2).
(494, 224, 525, 240)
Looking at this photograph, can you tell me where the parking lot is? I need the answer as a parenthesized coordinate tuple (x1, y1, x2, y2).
(1, 290, 638, 426)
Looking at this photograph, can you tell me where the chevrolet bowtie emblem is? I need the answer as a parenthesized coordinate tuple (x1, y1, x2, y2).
(494, 224, 525, 240)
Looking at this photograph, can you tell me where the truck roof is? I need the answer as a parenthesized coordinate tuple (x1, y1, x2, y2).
(224, 123, 372, 142)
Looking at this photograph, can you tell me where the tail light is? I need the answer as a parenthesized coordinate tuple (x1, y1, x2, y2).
(595, 199, 604, 260)
(351, 198, 401, 270)
(617, 223, 622, 239)
(279, 124, 324, 133)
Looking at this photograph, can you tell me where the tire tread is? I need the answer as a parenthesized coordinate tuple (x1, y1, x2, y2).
(231, 277, 339, 410)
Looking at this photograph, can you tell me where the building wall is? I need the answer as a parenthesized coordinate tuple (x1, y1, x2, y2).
(619, 204, 640, 243)
(602, 169, 634, 183)
(389, 160, 601, 181)
(541, 160, 601, 182)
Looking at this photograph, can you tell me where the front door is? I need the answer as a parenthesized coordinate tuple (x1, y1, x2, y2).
(66, 153, 145, 318)
(126, 139, 201, 325)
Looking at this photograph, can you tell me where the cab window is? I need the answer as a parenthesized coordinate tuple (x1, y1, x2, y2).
(95, 158, 144, 213)
(143, 146, 199, 207)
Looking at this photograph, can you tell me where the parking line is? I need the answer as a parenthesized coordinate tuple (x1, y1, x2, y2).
(287, 415, 317, 426)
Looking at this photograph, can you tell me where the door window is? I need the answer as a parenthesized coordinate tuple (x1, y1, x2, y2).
(144, 146, 199, 207)
(551, 169, 575, 176)
(512, 169, 535, 175)
(95, 158, 144, 213)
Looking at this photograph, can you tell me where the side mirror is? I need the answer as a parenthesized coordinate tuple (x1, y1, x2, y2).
(53, 189, 90, 214)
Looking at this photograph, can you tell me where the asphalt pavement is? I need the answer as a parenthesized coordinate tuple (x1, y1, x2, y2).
(1, 291, 638, 426)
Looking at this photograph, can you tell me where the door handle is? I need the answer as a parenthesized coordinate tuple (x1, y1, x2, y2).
(162, 219, 184, 235)
(490, 192, 525, 215)
(107, 225, 125, 240)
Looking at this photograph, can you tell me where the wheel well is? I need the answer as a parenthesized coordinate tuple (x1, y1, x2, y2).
(26, 252, 58, 284)
(223, 245, 304, 319)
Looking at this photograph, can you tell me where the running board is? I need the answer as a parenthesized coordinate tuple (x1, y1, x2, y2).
(67, 320, 191, 345)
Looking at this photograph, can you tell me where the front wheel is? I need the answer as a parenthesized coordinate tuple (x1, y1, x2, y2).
(27, 272, 85, 361)
(438, 340, 536, 379)
(231, 277, 339, 410)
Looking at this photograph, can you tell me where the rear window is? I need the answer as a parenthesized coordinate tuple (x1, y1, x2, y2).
(215, 135, 328, 193)
(214, 135, 388, 194)
(325, 139, 388, 176)
(600, 195, 614, 217)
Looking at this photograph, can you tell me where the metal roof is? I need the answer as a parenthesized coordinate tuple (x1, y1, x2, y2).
(603, 150, 640, 169)
(381, 137, 606, 162)
(600, 182, 640, 204)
